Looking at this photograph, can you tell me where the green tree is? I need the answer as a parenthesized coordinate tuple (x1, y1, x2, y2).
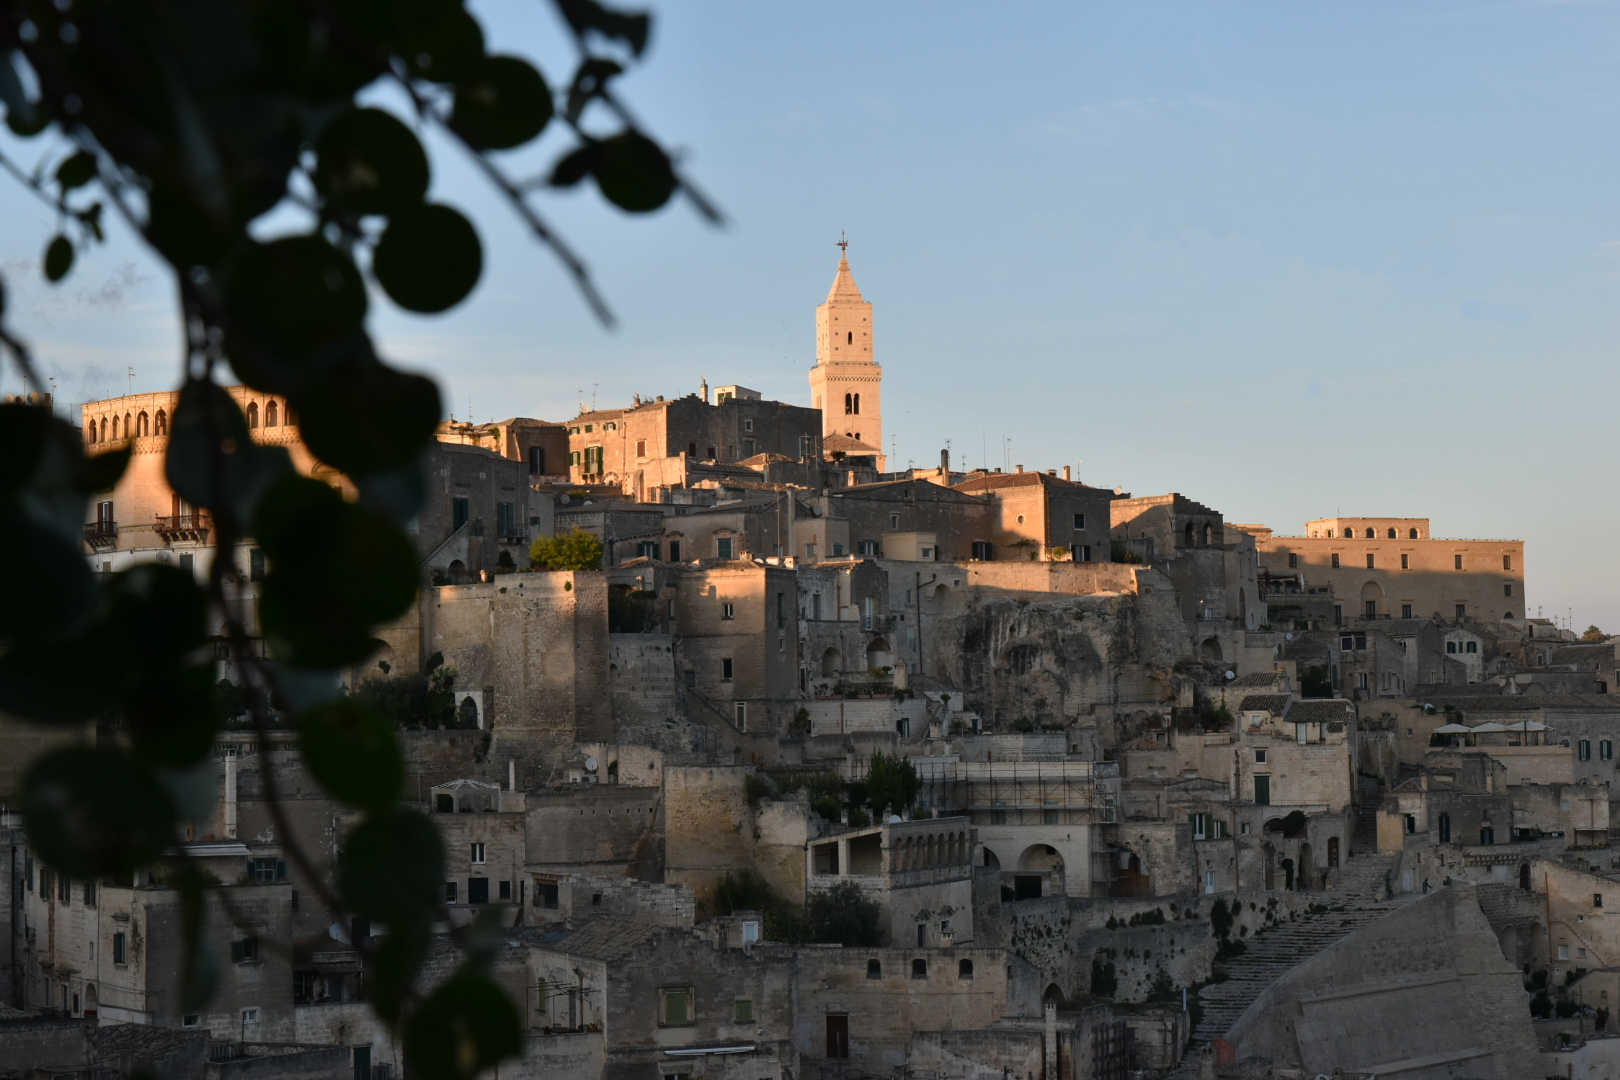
(531, 527, 605, 571)
(0, 3, 711, 1076)
(1583, 625, 1606, 642)
(866, 751, 922, 818)
(804, 880, 883, 947)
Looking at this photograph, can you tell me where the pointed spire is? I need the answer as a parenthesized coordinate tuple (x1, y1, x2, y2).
(826, 234, 864, 303)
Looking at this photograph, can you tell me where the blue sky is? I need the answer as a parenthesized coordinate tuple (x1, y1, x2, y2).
(3, 2, 1619, 629)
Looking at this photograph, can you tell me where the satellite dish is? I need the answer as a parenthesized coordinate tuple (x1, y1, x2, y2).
(1284, 633, 1294, 641)
(888, 815, 902, 824)
(584, 756, 598, 772)
(1224, 670, 1236, 681)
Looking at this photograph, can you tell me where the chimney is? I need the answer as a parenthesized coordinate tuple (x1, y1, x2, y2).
(1015, 464, 1024, 473)
(508, 759, 516, 791)
(940, 448, 949, 472)
(1062, 465, 1071, 481)
(700, 378, 709, 404)
(1045, 469, 1056, 477)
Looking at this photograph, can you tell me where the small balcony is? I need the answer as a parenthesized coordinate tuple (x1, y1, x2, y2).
(83, 520, 117, 549)
(155, 512, 211, 543)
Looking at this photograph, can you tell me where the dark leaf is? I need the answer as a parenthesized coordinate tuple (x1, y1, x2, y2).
(405, 971, 523, 1080)
(372, 203, 482, 313)
(147, 183, 238, 270)
(23, 747, 177, 878)
(125, 664, 220, 768)
(178, 862, 220, 1011)
(0, 50, 44, 136)
(301, 698, 405, 812)
(369, 921, 431, 1027)
(55, 151, 97, 191)
(565, 58, 622, 124)
(549, 143, 599, 188)
(107, 563, 208, 667)
(165, 379, 294, 528)
(294, 358, 441, 476)
(592, 131, 675, 213)
(399, 5, 486, 84)
(0, 615, 126, 720)
(255, 476, 419, 667)
(338, 808, 444, 926)
(44, 235, 74, 282)
(315, 108, 430, 217)
(451, 56, 552, 151)
(351, 453, 426, 527)
(223, 236, 368, 385)
(554, 0, 651, 56)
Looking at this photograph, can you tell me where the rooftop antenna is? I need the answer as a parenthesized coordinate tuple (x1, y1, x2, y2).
(592, 383, 599, 411)
(1077, 459, 1083, 484)
(127, 366, 134, 394)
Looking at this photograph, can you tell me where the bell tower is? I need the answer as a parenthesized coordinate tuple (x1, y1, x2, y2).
(808, 238, 883, 469)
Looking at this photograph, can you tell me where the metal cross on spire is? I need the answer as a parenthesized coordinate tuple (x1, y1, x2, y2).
(837, 231, 848, 256)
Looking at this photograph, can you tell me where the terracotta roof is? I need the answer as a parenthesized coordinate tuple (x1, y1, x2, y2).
(1238, 694, 1293, 715)
(824, 433, 882, 454)
(552, 916, 663, 961)
(1231, 672, 1287, 687)
(737, 453, 795, 466)
(953, 471, 1111, 494)
(1284, 699, 1356, 723)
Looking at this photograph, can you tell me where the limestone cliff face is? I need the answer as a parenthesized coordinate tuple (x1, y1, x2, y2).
(930, 579, 1194, 735)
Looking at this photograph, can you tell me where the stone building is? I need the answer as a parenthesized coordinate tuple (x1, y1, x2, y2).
(953, 468, 1114, 564)
(1250, 515, 1526, 625)
(804, 816, 977, 946)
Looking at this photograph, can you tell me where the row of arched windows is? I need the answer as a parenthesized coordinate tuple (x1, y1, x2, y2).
(1182, 521, 1215, 547)
(246, 399, 290, 428)
(1343, 526, 1420, 539)
(844, 392, 861, 415)
(87, 409, 166, 444)
(892, 831, 970, 871)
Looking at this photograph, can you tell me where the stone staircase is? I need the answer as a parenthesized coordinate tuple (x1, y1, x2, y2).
(1168, 854, 1402, 1076)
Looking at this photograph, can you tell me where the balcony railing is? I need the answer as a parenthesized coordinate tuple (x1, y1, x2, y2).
(155, 513, 211, 542)
(83, 520, 117, 548)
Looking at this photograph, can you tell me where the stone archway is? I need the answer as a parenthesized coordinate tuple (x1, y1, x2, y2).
(866, 638, 891, 671)
(820, 647, 839, 678)
(1359, 580, 1385, 618)
(1201, 637, 1223, 662)
(1297, 843, 1313, 890)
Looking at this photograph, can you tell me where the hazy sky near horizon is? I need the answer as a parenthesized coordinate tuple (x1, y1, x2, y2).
(3, 2, 1619, 629)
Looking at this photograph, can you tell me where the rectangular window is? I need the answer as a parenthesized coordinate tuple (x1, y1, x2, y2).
(242, 1009, 259, 1024)
(527, 446, 545, 474)
(1559, 944, 1571, 961)
(83, 880, 95, 907)
(831, 542, 845, 556)
(1480, 827, 1495, 845)
(179, 551, 194, 576)
(668, 540, 681, 562)
(1465, 641, 1477, 654)
(1078, 544, 1091, 561)
(721, 658, 733, 681)
(1401, 553, 1409, 570)
(721, 602, 735, 620)
(1073, 513, 1086, 530)
(972, 541, 993, 560)
(60, 874, 69, 903)
(636, 439, 647, 458)
(1192, 812, 1209, 840)
(1504, 554, 1512, 571)
(24, 855, 31, 892)
(826, 1014, 850, 1058)
(1364, 600, 1377, 618)
(1333, 604, 1343, 626)
(734, 702, 747, 731)
(735, 999, 754, 1023)
(468, 878, 490, 905)
(1504, 583, 1512, 597)
(1255, 749, 1267, 764)
(231, 936, 260, 963)
(540, 882, 559, 909)
(452, 498, 470, 531)
(863, 597, 874, 631)
(890, 513, 900, 530)
(446, 881, 458, 903)
(637, 541, 659, 560)
(499, 880, 512, 901)
(113, 932, 127, 965)
(1603, 741, 1613, 761)
(1580, 740, 1592, 761)
(776, 592, 786, 630)
(661, 988, 694, 1026)
(249, 547, 266, 582)
(1358, 672, 1369, 690)
(1288, 552, 1298, 568)
(1456, 604, 1466, 620)
(1438, 813, 1451, 842)
(1402, 604, 1413, 619)
(1331, 553, 1340, 568)
(1366, 553, 1375, 569)
(717, 537, 734, 560)
(1598, 894, 1605, 908)
(470, 842, 486, 864)
(1454, 554, 1463, 570)
(743, 439, 756, 458)
(857, 539, 880, 557)
(497, 502, 515, 537)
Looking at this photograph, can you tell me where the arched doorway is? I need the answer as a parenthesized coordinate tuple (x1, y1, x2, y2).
(820, 647, 839, 677)
(1103, 847, 1149, 897)
(1201, 637, 1223, 662)
(1281, 857, 1295, 891)
(1359, 580, 1385, 619)
(1042, 984, 1067, 1008)
(1520, 863, 1532, 890)
(866, 638, 891, 671)
(83, 983, 97, 1019)
(1296, 844, 1313, 890)
(458, 695, 480, 728)
(1327, 836, 1339, 869)
(1018, 844, 1064, 872)
(982, 846, 1001, 870)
